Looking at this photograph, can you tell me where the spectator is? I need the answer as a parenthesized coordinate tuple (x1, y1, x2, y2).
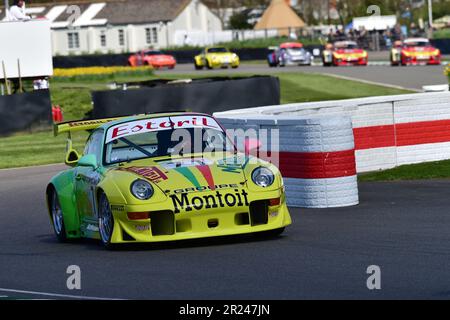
(183, 34, 192, 46)
(409, 22, 420, 37)
(8, 0, 31, 21)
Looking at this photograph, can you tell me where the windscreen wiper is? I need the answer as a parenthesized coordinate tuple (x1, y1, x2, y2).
(119, 137, 154, 158)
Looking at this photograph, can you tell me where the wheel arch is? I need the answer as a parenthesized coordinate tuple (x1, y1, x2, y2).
(47, 172, 81, 239)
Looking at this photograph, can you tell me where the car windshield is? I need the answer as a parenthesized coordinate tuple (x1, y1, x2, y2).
(287, 48, 303, 54)
(208, 47, 228, 53)
(104, 115, 234, 164)
(336, 43, 358, 49)
(405, 41, 429, 47)
(145, 51, 163, 55)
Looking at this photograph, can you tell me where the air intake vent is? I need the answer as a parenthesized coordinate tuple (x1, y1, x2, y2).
(149, 211, 175, 236)
(249, 201, 269, 226)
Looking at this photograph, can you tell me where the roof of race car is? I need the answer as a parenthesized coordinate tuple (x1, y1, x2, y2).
(54, 112, 211, 136)
(280, 42, 303, 49)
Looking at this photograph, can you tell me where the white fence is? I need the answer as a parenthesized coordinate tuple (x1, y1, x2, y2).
(215, 91, 450, 173)
(173, 29, 279, 47)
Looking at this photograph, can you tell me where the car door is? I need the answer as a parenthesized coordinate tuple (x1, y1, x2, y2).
(74, 130, 104, 228)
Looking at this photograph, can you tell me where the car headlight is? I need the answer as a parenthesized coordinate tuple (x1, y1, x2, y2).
(252, 167, 275, 188)
(131, 179, 154, 200)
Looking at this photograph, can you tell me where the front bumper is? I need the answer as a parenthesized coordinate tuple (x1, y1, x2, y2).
(151, 62, 176, 68)
(211, 59, 239, 68)
(335, 56, 368, 66)
(402, 55, 441, 65)
(109, 188, 292, 243)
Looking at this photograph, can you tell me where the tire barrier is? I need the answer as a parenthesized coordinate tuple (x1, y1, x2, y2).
(0, 90, 52, 136)
(215, 92, 450, 173)
(217, 116, 358, 208)
(91, 76, 280, 119)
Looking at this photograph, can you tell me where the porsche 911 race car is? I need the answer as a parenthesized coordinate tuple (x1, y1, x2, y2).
(46, 113, 291, 248)
(194, 47, 240, 69)
(390, 38, 441, 66)
(128, 50, 176, 69)
(267, 42, 312, 67)
(322, 41, 368, 66)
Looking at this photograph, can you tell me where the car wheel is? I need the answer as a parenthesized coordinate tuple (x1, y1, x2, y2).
(194, 61, 203, 70)
(206, 59, 213, 69)
(232, 65, 238, 69)
(98, 192, 115, 249)
(50, 189, 67, 242)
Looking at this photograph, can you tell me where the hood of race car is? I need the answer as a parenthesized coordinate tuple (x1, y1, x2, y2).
(110, 152, 251, 193)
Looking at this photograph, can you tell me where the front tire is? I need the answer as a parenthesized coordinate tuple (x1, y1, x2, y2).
(98, 192, 115, 249)
(194, 61, 203, 70)
(50, 189, 67, 242)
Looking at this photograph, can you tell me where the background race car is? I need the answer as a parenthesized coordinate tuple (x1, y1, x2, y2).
(128, 50, 177, 69)
(267, 42, 312, 67)
(46, 113, 291, 249)
(391, 38, 441, 66)
(194, 47, 240, 70)
(322, 41, 368, 67)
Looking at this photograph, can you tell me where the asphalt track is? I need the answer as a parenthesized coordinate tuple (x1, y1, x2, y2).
(1, 164, 450, 299)
(155, 63, 449, 91)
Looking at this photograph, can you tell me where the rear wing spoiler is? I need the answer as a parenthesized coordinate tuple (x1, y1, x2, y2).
(53, 118, 120, 136)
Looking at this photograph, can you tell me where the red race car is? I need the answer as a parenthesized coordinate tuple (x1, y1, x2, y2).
(392, 38, 441, 66)
(322, 41, 368, 67)
(128, 50, 176, 69)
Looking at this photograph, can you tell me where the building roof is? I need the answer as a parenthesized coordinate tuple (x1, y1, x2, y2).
(95, 0, 191, 25)
(5, 0, 193, 27)
(254, 0, 305, 31)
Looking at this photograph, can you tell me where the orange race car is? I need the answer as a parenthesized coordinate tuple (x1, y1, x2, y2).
(391, 38, 441, 66)
(322, 41, 368, 67)
(128, 50, 176, 69)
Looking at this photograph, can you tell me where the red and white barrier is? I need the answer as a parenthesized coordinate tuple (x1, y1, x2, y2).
(218, 116, 358, 208)
(216, 92, 450, 173)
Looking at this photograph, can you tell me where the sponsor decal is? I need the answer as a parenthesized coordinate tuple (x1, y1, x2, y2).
(86, 224, 99, 232)
(170, 189, 249, 214)
(173, 183, 240, 194)
(68, 119, 113, 127)
(269, 211, 279, 217)
(135, 225, 150, 232)
(106, 115, 221, 143)
(195, 165, 215, 191)
(216, 155, 249, 174)
(174, 167, 202, 189)
(120, 166, 168, 183)
(110, 205, 125, 212)
(157, 158, 213, 170)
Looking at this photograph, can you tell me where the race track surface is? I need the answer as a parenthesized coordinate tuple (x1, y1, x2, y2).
(1, 165, 450, 299)
(156, 63, 448, 91)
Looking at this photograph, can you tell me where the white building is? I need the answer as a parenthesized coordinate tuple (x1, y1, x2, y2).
(1, 0, 223, 56)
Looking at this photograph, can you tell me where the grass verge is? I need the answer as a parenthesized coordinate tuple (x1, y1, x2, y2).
(358, 160, 450, 182)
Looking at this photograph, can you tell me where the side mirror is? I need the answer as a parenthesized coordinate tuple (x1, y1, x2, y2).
(244, 138, 262, 156)
(65, 149, 80, 166)
(78, 154, 98, 169)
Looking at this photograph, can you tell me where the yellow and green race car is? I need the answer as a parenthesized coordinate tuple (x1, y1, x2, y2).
(46, 113, 291, 248)
(194, 47, 240, 70)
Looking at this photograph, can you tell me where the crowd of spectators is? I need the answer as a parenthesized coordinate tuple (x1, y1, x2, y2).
(326, 23, 428, 50)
